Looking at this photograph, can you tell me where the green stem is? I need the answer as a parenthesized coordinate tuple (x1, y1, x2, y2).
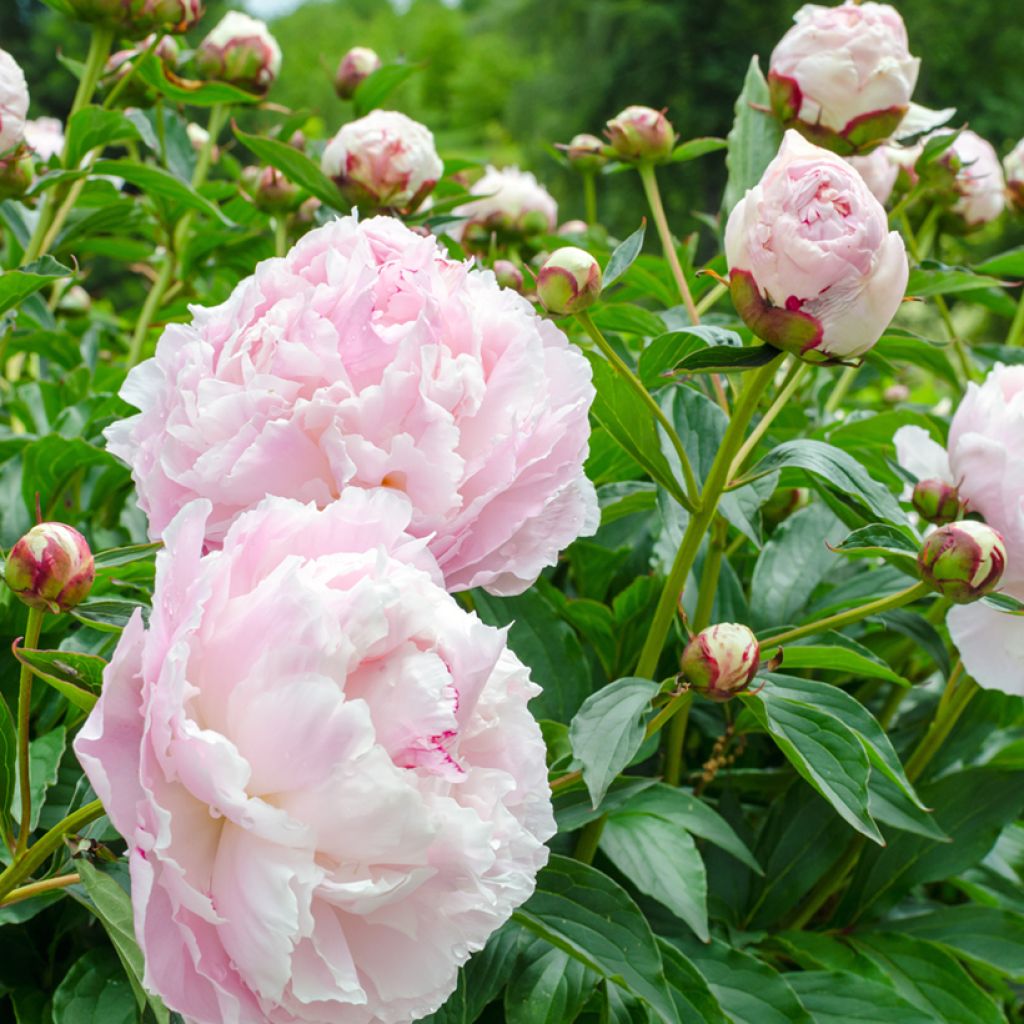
(1007, 284, 1024, 347)
(126, 255, 175, 368)
(582, 172, 597, 226)
(783, 833, 866, 930)
(0, 800, 104, 903)
(102, 33, 162, 110)
(0, 872, 80, 907)
(576, 310, 699, 510)
(822, 363, 858, 418)
(274, 217, 288, 258)
(759, 581, 932, 649)
(645, 689, 693, 739)
(695, 281, 728, 317)
(573, 815, 606, 865)
(904, 663, 975, 783)
(15, 608, 45, 857)
(636, 356, 784, 681)
(637, 163, 699, 325)
(729, 358, 807, 476)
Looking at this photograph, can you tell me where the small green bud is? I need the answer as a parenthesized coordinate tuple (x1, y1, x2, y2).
(536, 247, 602, 316)
(605, 105, 676, 164)
(564, 133, 607, 173)
(911, 478, 961, 526)
(917, 520, 1006, 604)
(492, 259, 524, 293)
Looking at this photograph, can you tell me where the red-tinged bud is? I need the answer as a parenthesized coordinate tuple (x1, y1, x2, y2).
(4, 522, 95, 614)
(912, 478, 961, 526)
(492, 259, 524, 293)
(296, 196, 321, 225)
(195, 12, 282, 94)
(334, 46, 382, 100)
(918, 520, 1006, 604)
(0, 147, 32, 201)
(537, 247, 602, 316)
(67, 0, 202, 33)
(605, 105, 676, 164)
(558, 220, 589, 236)
(241, 165, 302, 214)
(564, 133, 607, 172)
(681, 623, 760, 701)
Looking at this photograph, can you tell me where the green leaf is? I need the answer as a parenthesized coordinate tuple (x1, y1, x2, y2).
(472, 589, 591, 724)
(604, 222, 647, 288)
(977, 246, 1024, 278)
(895, 905, 1024, 979)
(91, 159, 230, 223)
(12, 647, 103, 712)
(0, 257, 73, 317)
(601, 811, 709, 940)
(849, 932, 1004, 1024)
(353, 62, 423, 116)
(868, 772, 948, 841)
(65, 107, 141, 168)
(585, 352, 688, 506)
(670, 344, 778, 375)
(20, 435, 120, 519)
(93, 541, 162, 571)
(783, 970, 934, 1024)
(742, 684, 881, 842)
(638, 331, 708, 389)
(591, 303, 668, 338)
(504, 939, 595, 1024)
(134, 52, 263, 105)
(569, 677, 659, 808)
(671, 936, 813, 1024)
(76, 861, 171, 1023)
(722, 56, 783, 216)
(907, 264, 1008, 297)
(598, 481, 657, 526)
(657, 940, 728, 1024)
(52, 948, 137, 1024)
(871, 333, 959, 391)
(514, 855, 679, 1024)
(70, 598, 147, 634)
(831, 523, 920, 562)
(740, 439, 906, 525)
(670, 137, 727, 163)
(233, 125, 342, 209)
(0, 697, 16, 831)
(776, 646, 910, 686)
(12, 727, 65, 833)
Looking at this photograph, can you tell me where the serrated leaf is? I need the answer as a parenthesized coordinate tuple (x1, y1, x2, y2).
(569, 677, 659, 808)
(0, 257, 73, 316)
(604, 221, 646, 288)
(233, 124, 342, 209)
(514, 856, 679, 1024)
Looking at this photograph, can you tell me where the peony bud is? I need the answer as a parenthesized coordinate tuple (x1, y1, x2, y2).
(195, 11, 282, 93)
(492, 259, 524, 293)
(0, 49, 29, 156)
(23, 117, 64, 163)
(0, 148, 31, 201)
(917, 520, 1006, 604)
(1006, 138, 1024, 213)
(763, 486, 809, 528)
(453, 165, 558, 244)
(564, 133, 607, 173)
(769, 2, 919, 155)
(241, 164, 301, 213)
(932, 130, 1006, 229)
(605, 105, 675, 164)
(681, 623, 761, 701)
(105, 35, 180, 106)
(537, 247, 602, 315)
(321, 110, 442, 211)
(558, 219, 589, 236)
(334, 46, 382, 100)
(912, 478, 961, 526)
(296, 195, 321, 225)
(4, 523, 95, 614)
(65, 0, 202, 34)
(725, 131, 908, 363)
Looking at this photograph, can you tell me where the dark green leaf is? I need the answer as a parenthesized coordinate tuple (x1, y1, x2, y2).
(12, 647, 104, 712)
(569, 677, 659, 808)
(20, 435, 120, 518)
(907, 264, 1007, 297)
(135, 52, 263, 105)
(868, 772, 948, 841)
(233, 125, 342, 209)
(52, 948, 137, 1024)
(504, 939, 596, 1024)
(784, 970, 934, 1024)
(895, 905, 1024, 979)
(638, 331, 708, 389)
(657, 940, 728, 1024)
(70, 598, 147, 634)
(0, 697, 16, 830)
(93, 541, 162, 571)
(604, 222, 647, 288)
(831, 524, 920, 562)
(670, 344, 778, 375)
(91, 160, 230, 223)
(670, 137, 728, 163)
(776, 646, 910, 686)
(65, 108, 141, 168)
(353, 63, 423, 116)
(12, 727, 65, 833)
(0, 257, 73, 316)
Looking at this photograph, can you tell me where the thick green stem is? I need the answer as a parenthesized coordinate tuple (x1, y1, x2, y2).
(636, 356, 784, 681)
(695, 282, 728, 317)
(15, 608, 45, 857)
(759, 581, 932, 649)
(637, 163, 699, 325)
(822, 363, 858, 418)
(274, 217, 289, 258)
(0, 872, 80, 907)
(729, 359, 807, 476)
(573, 815, 606, 865)
(576, 310, 699, 510)
(905, 663, 975, 783)
(582, 172, 597, 226)
(126, 255, 175, 368)
(783, 833, 866, 930)
(0, 800, 104, 902)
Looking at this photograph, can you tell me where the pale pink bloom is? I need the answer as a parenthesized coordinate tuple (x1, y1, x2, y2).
(106, 214, 598, 595)
(894, 365, 1024, 694)
(938, 130, 1006, 226)
(453, 165, 558, 237)
(1006, 137, 1024, 209)
(321, 110, 442, 210)
(847, 145, 900, 205)
(23, 116, 63, 162)
(769, 2, 919, 137)
(725, 130, 908, 361)
(335, 46, 382, 100)
(0, 49, 29, 155)
(74, 492, 554, 1024)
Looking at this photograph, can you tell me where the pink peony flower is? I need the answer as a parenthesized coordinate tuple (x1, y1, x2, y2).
(106, 214, 598, 595)
(769, 1, 919, 154)
(453, 165, 558, 240)
(894, 364, 1024, 694)
(0, 49, 29, 155)
(936, 130, 1006, 227)
(196, 11, 281, 92)
(23, 116, 64, 162)
(846, 145, 901, 205)
(74, 491, 554, 1024)
(725, 130, 908, 362)
(321, 110, 443, 211)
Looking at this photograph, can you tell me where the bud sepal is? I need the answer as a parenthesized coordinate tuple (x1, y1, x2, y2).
(917, 520, 1006, 604)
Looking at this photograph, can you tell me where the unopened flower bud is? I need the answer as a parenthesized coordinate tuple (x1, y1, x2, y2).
(296, 195, 321, 225)
(537, 247, 602, 315)
(558, 219, 589, 236)
(917, 520, 1006, 604)
(912, 478, 961, 526)
(241, 164, 301, 213)
(287, 129, 306, 152)
(105, 34, 180, 106)
(605, 105, 676, 164)
(492, 259, 524, 293)
(681, 623, 760, 701)
(763, 486, 809, 528)
(1006, 138, 1024, 213)
(0, 148, 32, 201)
(0, 49, 29, 156)
(196, 12, 282, 93)
(66, 0, 202, 34)
(4, 522, 95, 614)
(564, 133, 607, 172)
(334, 46, 382, 100)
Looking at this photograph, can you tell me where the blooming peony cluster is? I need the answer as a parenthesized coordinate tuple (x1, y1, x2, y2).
(895, 364, 1024, 695)
(321, 110, 443, 211)
(75, 492, 555, 1024)
(0, 49, 29, 155)
(725, 131, 908, 362)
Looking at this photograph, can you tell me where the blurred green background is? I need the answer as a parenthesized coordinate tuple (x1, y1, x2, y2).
(5, 0, 1024, 237)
